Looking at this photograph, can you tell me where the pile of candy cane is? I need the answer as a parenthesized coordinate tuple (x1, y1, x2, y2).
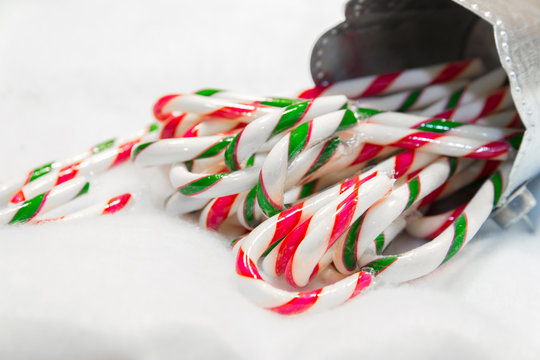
(0, 58, 524, 315)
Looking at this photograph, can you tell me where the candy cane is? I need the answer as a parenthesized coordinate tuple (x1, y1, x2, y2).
(358, 109, 524, 142)
(405, 205, 466, 240)
(332, 157, 465, 274)
(297, 59, 484, 99)
(4, 124, 157, 204)
(132, 134, 235, 167)
(276, 172, 393, 288)
(349, 122, 514, 160)
(358, 164, 509, 283)
(33, 193, 133, 224)
(355, 79, 468, 112)
(420, 68, 508, 116)
(194, 88, 301, 108)
(0, 177, 90, 225)
(164, 191, 210, 215)
(256, 109, 358, 216)
(433, 86, 514, 123)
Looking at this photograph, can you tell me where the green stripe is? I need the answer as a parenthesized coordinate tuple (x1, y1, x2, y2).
(442, 214, 467, 264)
(256, 181, 280, 217)
(343, 216, 363, 270)
(195, 89, 222, 96)
(406, 177, 420, 210)
(375, 233, 385, 254)
(93, 139, 115, 154)
(243, 187, 259, 228)
(197, 136, 233, 159)
(9, 193, 46, 224)
(398, 89, 422, 112)
(179, 173, 227, 196)
(491, 171, 503, 206)
(416, 119, 463, 134)
(299, 181, 316, 199)
(245, 155, 255, 168)
(361, 256, 398, 275)
(288, 122, 310, 161)
(261, 237, 284, 258)
(336, 109, 359, 132)
(231, 237, 242, 247)
(148, 123, 159, 132)
(131, 141, 154, 160)
(355, 108, 383, 120)
(29, 163, 53, 182)
(445, 89, 464, 110)
(185, 160, 193, 172)
(75, 182, 90, 198)
(258, 98, 298, 108)
(224, 135, 240, 170)
(448, 157, 458, 178)
(508, 133, 523, 150)
(305, 137, 340, 177)
(271, 101, 309, 137)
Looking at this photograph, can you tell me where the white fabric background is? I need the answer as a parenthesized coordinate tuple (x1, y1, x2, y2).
(1, 1, 539, 359)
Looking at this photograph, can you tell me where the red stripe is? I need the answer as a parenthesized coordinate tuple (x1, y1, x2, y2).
(56, 162, 80, 185)
(390, 131, 445, 150)
(110, 140, 140, 167)
(468, 141, 509, 159)
(328, 192, 358, 248)
(348, 271, 373, 299)
(235, 248, 262, 280)
(205, 104, 256, 120)
(434, 109, 456, 120)
(476, 89, 507, 120)
(102, 193, 132, 215)
(270, 203, 303, 246)
(393, 150, 415, 178)
(429, 60, 473, 85)
(478, 160, 501, 179)
(275, 218, 312, 276)
(419, 184, 444, 208)
(268, 288, 322, 315)
(426, 204, 466, 239)
(508, 113, 522, 128)
(359, 72, 401, 98)
(10, 190, 25, 204)
(351, 143, 384, 165)
(160, 115, 185, 139)
(153, 94, 180, 122)
(205, 194, 238, 231)
(340, 177, 360, 193)
(298, 86, 327, 99)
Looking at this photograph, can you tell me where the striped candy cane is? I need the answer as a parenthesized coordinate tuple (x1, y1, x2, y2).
(432, 86, 514, 123)
(420, 68, 508, 116)
(194, 88, 301, 108)
(33, 193, 133, 224)
(297, 59, 484, 99)
(224, 96, 348, 170)
(256, 109, 358, 216)
(332, 157, 466, 274)
(358, 163, 509, 283)
(275, 172, 392, 288)
(0, 177, 90, 225)
(355, 79, 468, 112)
(358, 109, 524, 143)
(349, 122, 515, 160)
(4, 125, 157, 205)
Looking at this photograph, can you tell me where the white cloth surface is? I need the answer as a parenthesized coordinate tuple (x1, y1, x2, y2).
(1, 1, 540, 359)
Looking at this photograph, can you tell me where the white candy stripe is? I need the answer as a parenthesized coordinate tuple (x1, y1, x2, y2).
(164, 191, 209, 215)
